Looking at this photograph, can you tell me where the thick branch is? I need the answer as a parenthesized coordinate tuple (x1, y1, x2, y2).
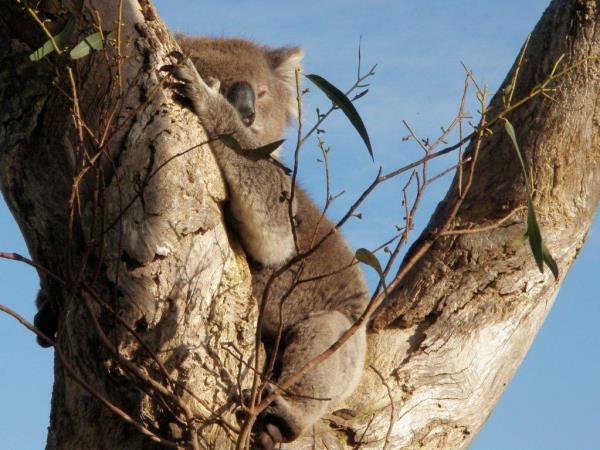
(343, 1, 600, 448)
(1, 1, 599, 449)
(0, 2, 254, 449)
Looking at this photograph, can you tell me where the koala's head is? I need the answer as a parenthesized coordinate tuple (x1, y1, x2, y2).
(177, 35, 304, 144)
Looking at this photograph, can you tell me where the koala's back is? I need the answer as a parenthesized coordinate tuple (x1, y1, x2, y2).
(253, 187, 369, 341)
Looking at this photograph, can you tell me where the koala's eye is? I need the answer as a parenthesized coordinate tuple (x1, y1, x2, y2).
(257, 87, 268, 99)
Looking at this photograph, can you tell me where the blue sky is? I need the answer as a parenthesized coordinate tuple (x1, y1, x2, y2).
(1, 1, 598, 448)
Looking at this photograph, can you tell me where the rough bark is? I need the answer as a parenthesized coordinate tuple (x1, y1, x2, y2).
(1, 1, 254, 449)
(360, 1, 600, 448)
(0, 1, 598, 450)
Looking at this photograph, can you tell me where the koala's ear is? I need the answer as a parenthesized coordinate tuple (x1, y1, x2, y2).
(266, 46, 304, 88)
(266, 47, 304, 118)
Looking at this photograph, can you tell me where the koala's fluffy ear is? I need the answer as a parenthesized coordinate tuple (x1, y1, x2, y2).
(266, 46, 304, 117)
(266, 46, 304, 84)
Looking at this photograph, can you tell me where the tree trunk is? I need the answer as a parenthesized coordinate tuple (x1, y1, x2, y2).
(0, 1, 598, 449)
(1, 2, 254, 448)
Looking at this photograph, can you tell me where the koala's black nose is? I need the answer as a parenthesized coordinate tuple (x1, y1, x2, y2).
(227, 81, 256, 126)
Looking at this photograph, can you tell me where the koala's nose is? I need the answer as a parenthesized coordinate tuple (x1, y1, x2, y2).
(227, 81, 256, 127)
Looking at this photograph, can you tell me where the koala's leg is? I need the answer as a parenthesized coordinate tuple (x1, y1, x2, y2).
(170, 60, 296, 266)
(34, 289, 56, 347)
(255, 311, 366, 449)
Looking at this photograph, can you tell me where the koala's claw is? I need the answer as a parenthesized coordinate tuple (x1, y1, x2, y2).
(168, 59, 212, 92)
(171, 62, 200, 86)
(205, 76, 221, 93)
(256, 424, 284, 450)
(235, 388, 289, 450)
(167, 59, 225, 121)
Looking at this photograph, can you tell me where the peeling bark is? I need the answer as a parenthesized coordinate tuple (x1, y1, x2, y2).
(0, 1, 598, 449)
(359, 1, 600, 448)
(1, 2, 254, 448)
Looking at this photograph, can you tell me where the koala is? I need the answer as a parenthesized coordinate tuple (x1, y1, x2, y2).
(34, 289, 56, 347)
(172, 36, 369, 449)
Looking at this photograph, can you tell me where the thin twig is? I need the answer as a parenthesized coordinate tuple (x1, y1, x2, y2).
(0, 304, 182, 449)
(25, 6, 62, 54)
(289, 67, 304, 253)
(439, 206, 526, 236)
(370, 365, 395, 450)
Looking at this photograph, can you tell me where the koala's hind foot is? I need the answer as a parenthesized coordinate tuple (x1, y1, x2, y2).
(236, 386, 299, 450)
(34, 289, 56, 347)
(246, 311, 367, 449)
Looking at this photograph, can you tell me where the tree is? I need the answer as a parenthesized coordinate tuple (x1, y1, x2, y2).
(0, 0, 598, 449)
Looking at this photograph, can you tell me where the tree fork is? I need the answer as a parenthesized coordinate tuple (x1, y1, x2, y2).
(0, 1, 598, 449)
(362, 1, 600, 448)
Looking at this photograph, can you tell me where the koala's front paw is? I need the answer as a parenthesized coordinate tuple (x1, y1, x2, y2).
(164, 58, 220, 118)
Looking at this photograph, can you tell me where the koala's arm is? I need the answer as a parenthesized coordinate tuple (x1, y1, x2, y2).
(172, 61, 295, 267)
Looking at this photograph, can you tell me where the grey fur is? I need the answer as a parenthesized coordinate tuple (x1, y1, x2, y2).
(174, 36, 370, 449)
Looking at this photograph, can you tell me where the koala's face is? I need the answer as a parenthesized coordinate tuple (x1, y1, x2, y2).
(178, 36, 303, 145)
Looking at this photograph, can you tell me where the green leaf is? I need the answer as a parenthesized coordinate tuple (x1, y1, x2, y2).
(29, 17, 76, 62)
(218, 134, 242, 152)
(306, 74, 373, 159)
(504, 119, 530, 186)
(512, 237, 525, 248)
(69, 31, 113, 59)
(355, 248, 382, 275)
(542, 242, 559, 280)
(219, 135, 285, 161)
(504, 119, 559, 279)
(526, 196, 544, 273)
(244, 139, 285, 161)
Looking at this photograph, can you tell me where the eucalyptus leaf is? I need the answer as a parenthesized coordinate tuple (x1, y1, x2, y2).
(526, 196, 544, 273)
(70, 31, 112, 59)
(29, 17, 76, 62)
(504, 119, 559, 278)
(243, 139, 285, 161)
(306, 74, 373, 159)
(353, 89, 369, 101)
(512, 237, 525, 248)
(504, 119, 530, 186)
(355, 248, 382, 275)
(542, 243, 559, 280)
(218, 134, 242, 152)
(218, 135, 285, 161)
